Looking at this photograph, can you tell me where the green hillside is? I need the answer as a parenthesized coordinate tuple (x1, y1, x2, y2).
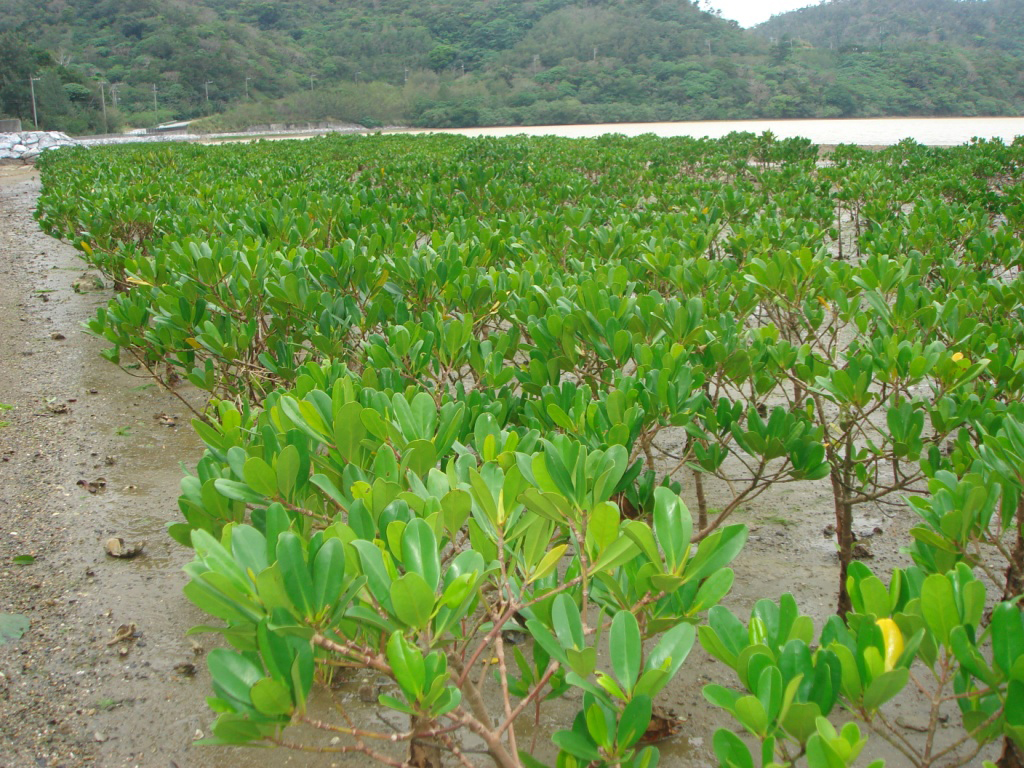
(755, 0, 1024, 54)
(1, 0, 1022, 133)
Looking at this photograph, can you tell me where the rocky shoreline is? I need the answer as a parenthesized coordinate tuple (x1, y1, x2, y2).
(0, 132, 80, 161)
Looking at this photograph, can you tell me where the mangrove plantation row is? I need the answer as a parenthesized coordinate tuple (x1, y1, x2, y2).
(34, 132, 1024, 767)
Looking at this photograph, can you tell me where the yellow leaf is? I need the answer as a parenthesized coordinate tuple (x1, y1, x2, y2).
(876, 618, 904, 671)
(185, 337, 202, 350)
(951, 352, 964, 362)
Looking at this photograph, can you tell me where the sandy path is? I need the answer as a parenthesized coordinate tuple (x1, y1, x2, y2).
(0, 165, 222, 767)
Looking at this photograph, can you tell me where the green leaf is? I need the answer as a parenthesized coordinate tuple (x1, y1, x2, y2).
(590, 534, 641, 572)
(518, 751, 550, 768)
(617, 694, 653, 749)
(686, 524, 748, 583)
(230, 525, 268, 577)
(645, 622, 696, 693)
(734, 695, 769, 737)
(214, 478, 266, 504)
(552, 728, 601, 762)
(386, 630, 425, 700)
(310, 474, 347, 510)
(587, 500, 620, 556)
(203, 715, 270, 744)
(276, 445, 300, 500)
(12, 555, 35, 566)
(525, 620, 570, 667)
(402, 439, 438, 477)
(390, 572, 435, 629)
(623, 520, 660, 564)
(862, 668, 909, 711)
(585, 699, 613, 749)
(401, 518, 440, 591)
(566, 646, 597, 678)
(243, 457, 277, 498)
(921, 573, 958, 647)
(690, 567, 735, 613)
(782, 701, 822, 745)
(440, 489, 472, 536)
(950, 625, 995, 686)
(1007, 680, 1024, 727)
(311, 537, 345, 614)
(609, 610, 642, 691)
(378, 692, 417, 715)
(653, 486, 691, 571)
(552, 593, 584, 649)
(277, 532, 315, 619)
(352, 540, 394, 613)
(250, 677, 293, 716)
(529, 543, 567, 584)
(712, 728, 755, 768)
(0, 613, 30, 644)
(992, 602, 1024, 677)
(208, 648, 262, 707)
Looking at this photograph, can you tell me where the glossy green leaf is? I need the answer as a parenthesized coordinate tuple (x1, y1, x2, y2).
(609, 610, 642, 690)
(390, 572, 435, 628)
(250, 677, 293, 716)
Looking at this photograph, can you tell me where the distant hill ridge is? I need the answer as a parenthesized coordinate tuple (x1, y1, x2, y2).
(755, 0, 1024, 54)
(0, 0, 1021, 132)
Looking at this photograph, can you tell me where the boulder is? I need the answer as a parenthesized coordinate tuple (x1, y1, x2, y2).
(0, 131, 80, 161)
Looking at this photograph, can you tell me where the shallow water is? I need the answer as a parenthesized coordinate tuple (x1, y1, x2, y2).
(405, 115, 1024, 146)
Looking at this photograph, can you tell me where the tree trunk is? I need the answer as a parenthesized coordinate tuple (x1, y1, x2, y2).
(831, 468, 854, 618)
(694, 468, 708, 530)
(1002, 496, 1024, 603)
(998, 736, 1024, 768)
(409, 715, 442, 768)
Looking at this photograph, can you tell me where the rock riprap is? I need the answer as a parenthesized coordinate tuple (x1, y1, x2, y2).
(0, 131, 80, 161)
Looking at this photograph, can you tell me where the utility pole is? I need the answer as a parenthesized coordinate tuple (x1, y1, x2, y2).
(204, 80, 213, 101)
(152, 84, 158, 112)
(310, 74, 316, 91)
(99, 81, 108, 133)
(404, 67, 409, 84)
(29, 75, 40, 128)
(110, 83, 119, 108)
(245, 76, 251, 99)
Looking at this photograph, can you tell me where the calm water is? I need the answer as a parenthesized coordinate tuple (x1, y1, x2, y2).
(412, 116, 1024, 146)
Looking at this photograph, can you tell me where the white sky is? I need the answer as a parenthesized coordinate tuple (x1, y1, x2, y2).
(711, 0, 824, 28)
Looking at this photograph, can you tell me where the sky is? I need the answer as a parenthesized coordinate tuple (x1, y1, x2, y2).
(711, 0, 824, 28)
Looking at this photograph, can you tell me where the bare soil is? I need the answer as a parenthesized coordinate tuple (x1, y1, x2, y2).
(0, 165, 271, 768)
(0, 162, 990, 768)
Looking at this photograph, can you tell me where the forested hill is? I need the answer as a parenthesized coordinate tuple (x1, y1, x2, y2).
(1, 0, 1022, 134)
(755, 0, 1024, 54)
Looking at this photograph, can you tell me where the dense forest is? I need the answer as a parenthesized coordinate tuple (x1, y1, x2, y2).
(1, 0, 1022, 133)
